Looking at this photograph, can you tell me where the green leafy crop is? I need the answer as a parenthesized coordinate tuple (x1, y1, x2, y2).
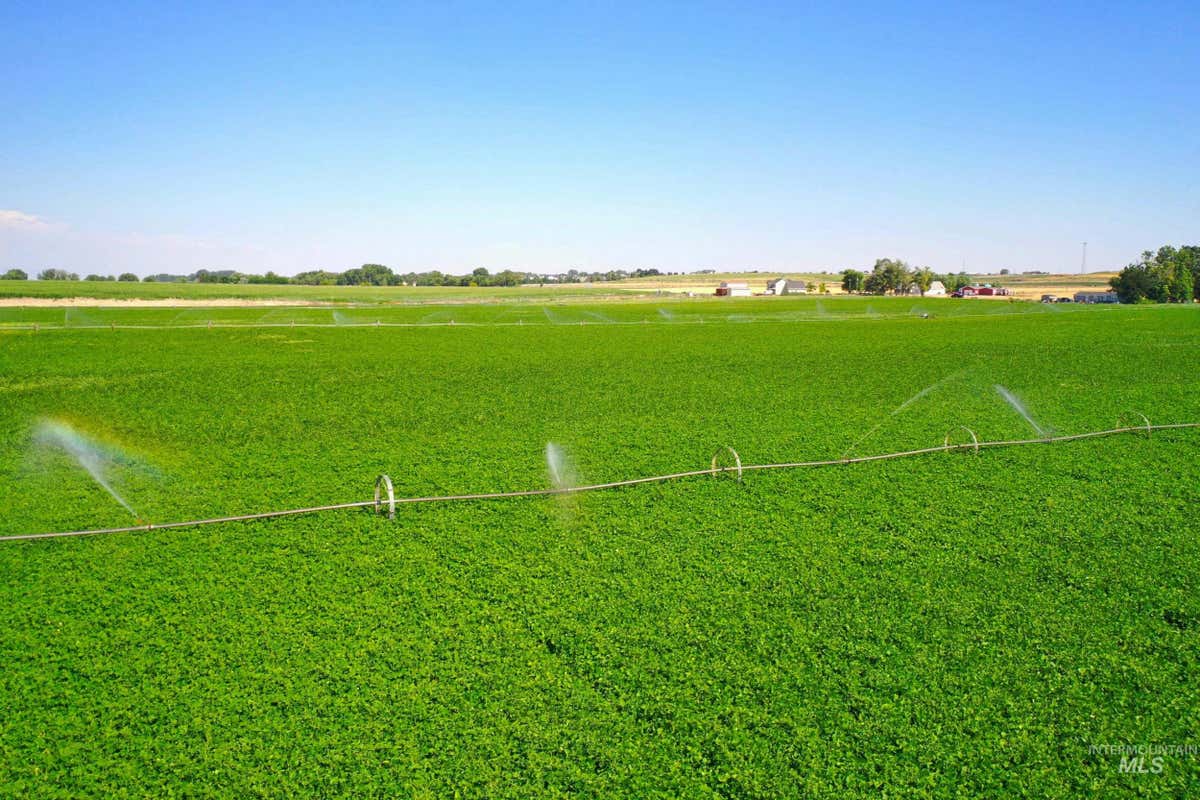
(0, 298, 1197, 796)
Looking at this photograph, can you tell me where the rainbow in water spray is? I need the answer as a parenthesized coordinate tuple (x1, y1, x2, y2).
(34, 420, 141, 520)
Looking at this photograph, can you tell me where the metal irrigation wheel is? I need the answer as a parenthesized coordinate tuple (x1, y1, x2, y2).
(1117, 411, 1153, 439)
(710, 446, 743, 482)
(374, 474, 396, 520)
(943, 426, 980, 454)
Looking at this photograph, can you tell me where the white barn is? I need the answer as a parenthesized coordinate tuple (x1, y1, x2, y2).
(766, 278, 807, 295)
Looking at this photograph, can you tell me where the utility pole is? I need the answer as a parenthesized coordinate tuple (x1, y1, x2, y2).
(1081, 242, 1087, 274)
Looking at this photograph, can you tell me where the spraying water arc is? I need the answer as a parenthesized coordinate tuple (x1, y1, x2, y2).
(545, 442, 579, 492)
(994, 385, 1052, 438)
(5, 418, 1198, 543)
(33, 420, 140, 520)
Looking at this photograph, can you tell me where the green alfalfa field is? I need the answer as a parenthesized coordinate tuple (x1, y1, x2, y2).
(1, 296, 1198, 797)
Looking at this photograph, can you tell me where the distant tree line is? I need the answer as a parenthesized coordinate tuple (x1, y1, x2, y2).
(38, 268, 80, 281)
(1, 268, 139, 281)
(309, 265, 670, 287)
(1109, 245, 1198, 303)
(3, 265, 673, 286)
(840, 259, 974, 296)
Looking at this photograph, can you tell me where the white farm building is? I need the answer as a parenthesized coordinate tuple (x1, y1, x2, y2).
(766, 278, 807, 295)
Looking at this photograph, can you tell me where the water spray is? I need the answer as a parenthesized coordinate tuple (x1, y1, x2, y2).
(545, 443, 574, 491)
(33, 420, 141, 520)
(842, 368, 972, 458)
(994, 385, 1052, 438)
(4, 417, 1196, 543)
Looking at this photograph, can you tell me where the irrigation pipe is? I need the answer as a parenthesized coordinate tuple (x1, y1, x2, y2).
(3, 421, 1197, 543)
(0, 306, 1114, 333)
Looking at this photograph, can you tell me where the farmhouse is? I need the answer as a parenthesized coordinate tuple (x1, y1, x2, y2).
(716, 281, 752, 297)
(926, 280, 946, 296)
(765, 278, 806, 295)
(1074, 291, 1120, 304)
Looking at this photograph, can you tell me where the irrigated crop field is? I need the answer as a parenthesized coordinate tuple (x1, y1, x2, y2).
(1, 296, 1198, 796)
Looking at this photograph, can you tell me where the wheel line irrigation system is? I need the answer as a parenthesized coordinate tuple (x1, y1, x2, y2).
(0, 304, 1110, 333)
(3, 419, 1197, 543)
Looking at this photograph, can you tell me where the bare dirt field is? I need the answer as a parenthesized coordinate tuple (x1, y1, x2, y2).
(612, 272, 1118, 300)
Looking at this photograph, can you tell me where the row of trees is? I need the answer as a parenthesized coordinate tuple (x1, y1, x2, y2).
(306, 265, 668, 287)
(840, 259, 976, 296)
(1, 265, 670, 286)
(21, 253, 1195, 299)
(1, 268, 141, 281)
(1, 269, 141, 281)
(1109, 245, 1198, 303)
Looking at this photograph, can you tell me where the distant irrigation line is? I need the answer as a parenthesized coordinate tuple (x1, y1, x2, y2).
(6, 319, 716, 331)
(4, 421, 1197, 543)
(0, 306, 1105, 333)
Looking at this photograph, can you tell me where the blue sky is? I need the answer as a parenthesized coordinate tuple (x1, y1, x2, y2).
(2, 1, 1197, 276)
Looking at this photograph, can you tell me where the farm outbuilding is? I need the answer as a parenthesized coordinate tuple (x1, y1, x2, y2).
(765, 278, 806, 295)
(1074, 291, 1120, 304)
(716, 281, 752, 297)
(955, 283, 1010, 298)
(926, 281, 946, 296)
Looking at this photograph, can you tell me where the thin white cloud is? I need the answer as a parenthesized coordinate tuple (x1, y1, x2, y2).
(0, 209, 53, 230)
